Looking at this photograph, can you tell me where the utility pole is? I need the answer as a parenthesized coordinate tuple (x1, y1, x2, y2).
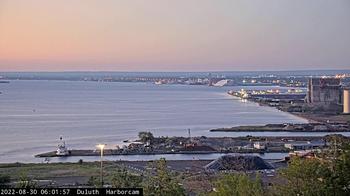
(97, 144, 105, 187)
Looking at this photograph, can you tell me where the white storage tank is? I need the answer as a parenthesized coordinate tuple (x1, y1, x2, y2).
(344, 89, 350, 114)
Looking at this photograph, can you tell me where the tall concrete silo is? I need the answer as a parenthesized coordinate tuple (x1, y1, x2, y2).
(344, 89, 350, 114)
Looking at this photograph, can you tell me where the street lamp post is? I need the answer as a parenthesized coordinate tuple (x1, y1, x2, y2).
(97, 144, 106, 187)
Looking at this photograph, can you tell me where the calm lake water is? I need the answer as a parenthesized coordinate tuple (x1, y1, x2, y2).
(0, 80, 346, 163)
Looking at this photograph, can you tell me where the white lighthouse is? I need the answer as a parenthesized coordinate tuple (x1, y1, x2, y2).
(56, 136, 69, 156)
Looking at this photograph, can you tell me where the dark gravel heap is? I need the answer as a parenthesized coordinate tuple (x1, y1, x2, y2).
(205, 154, 273, 171)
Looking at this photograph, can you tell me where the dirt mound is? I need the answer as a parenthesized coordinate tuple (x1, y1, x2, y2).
(205, 154, 273, 171)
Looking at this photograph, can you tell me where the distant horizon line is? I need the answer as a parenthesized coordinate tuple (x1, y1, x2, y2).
(1, 69, 350, 73)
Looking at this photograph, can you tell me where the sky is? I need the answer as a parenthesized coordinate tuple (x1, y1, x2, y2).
(0, 0, 349, 72)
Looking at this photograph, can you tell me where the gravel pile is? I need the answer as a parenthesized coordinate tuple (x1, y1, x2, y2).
(205, 154, 273, 171)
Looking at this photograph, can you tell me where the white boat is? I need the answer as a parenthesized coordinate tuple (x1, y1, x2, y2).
(56, 136, 69, 156)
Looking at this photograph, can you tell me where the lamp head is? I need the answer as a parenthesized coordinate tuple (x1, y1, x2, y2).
(96, 144, 106, 150)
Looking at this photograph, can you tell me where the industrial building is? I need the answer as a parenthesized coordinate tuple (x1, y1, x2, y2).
(284, 141, 325, 150)
(307, 78, 341, 105)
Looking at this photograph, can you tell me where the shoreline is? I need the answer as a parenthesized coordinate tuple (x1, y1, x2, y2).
(288, 112, 319, 123)
(210, 123, 350, 132)
(228, 90, 350, 124)
(34, 135, 337, 158)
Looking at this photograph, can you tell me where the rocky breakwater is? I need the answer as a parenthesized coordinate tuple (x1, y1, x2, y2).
(210, 123, 350, 132)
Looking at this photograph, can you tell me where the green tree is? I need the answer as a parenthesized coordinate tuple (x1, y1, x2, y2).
(0, 174, 11, 188)
(274, 136, 350, 196)
(321, 135, 350, 195)
(138, 131, 154, 144)
(144, 158, 185, 196)
(16, 173, 37, 188)
(328, 142, 350, 195)
(87, 176, 100, 187)
(274, 157, 331, 196)
(111, 168, 142, 188)
(210, 174, 264, 196)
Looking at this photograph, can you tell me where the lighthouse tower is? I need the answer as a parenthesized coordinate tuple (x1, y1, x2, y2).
(56, 136, 69, 156)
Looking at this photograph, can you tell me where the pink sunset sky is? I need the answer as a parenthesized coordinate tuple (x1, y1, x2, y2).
(0, 0, 349, 72)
